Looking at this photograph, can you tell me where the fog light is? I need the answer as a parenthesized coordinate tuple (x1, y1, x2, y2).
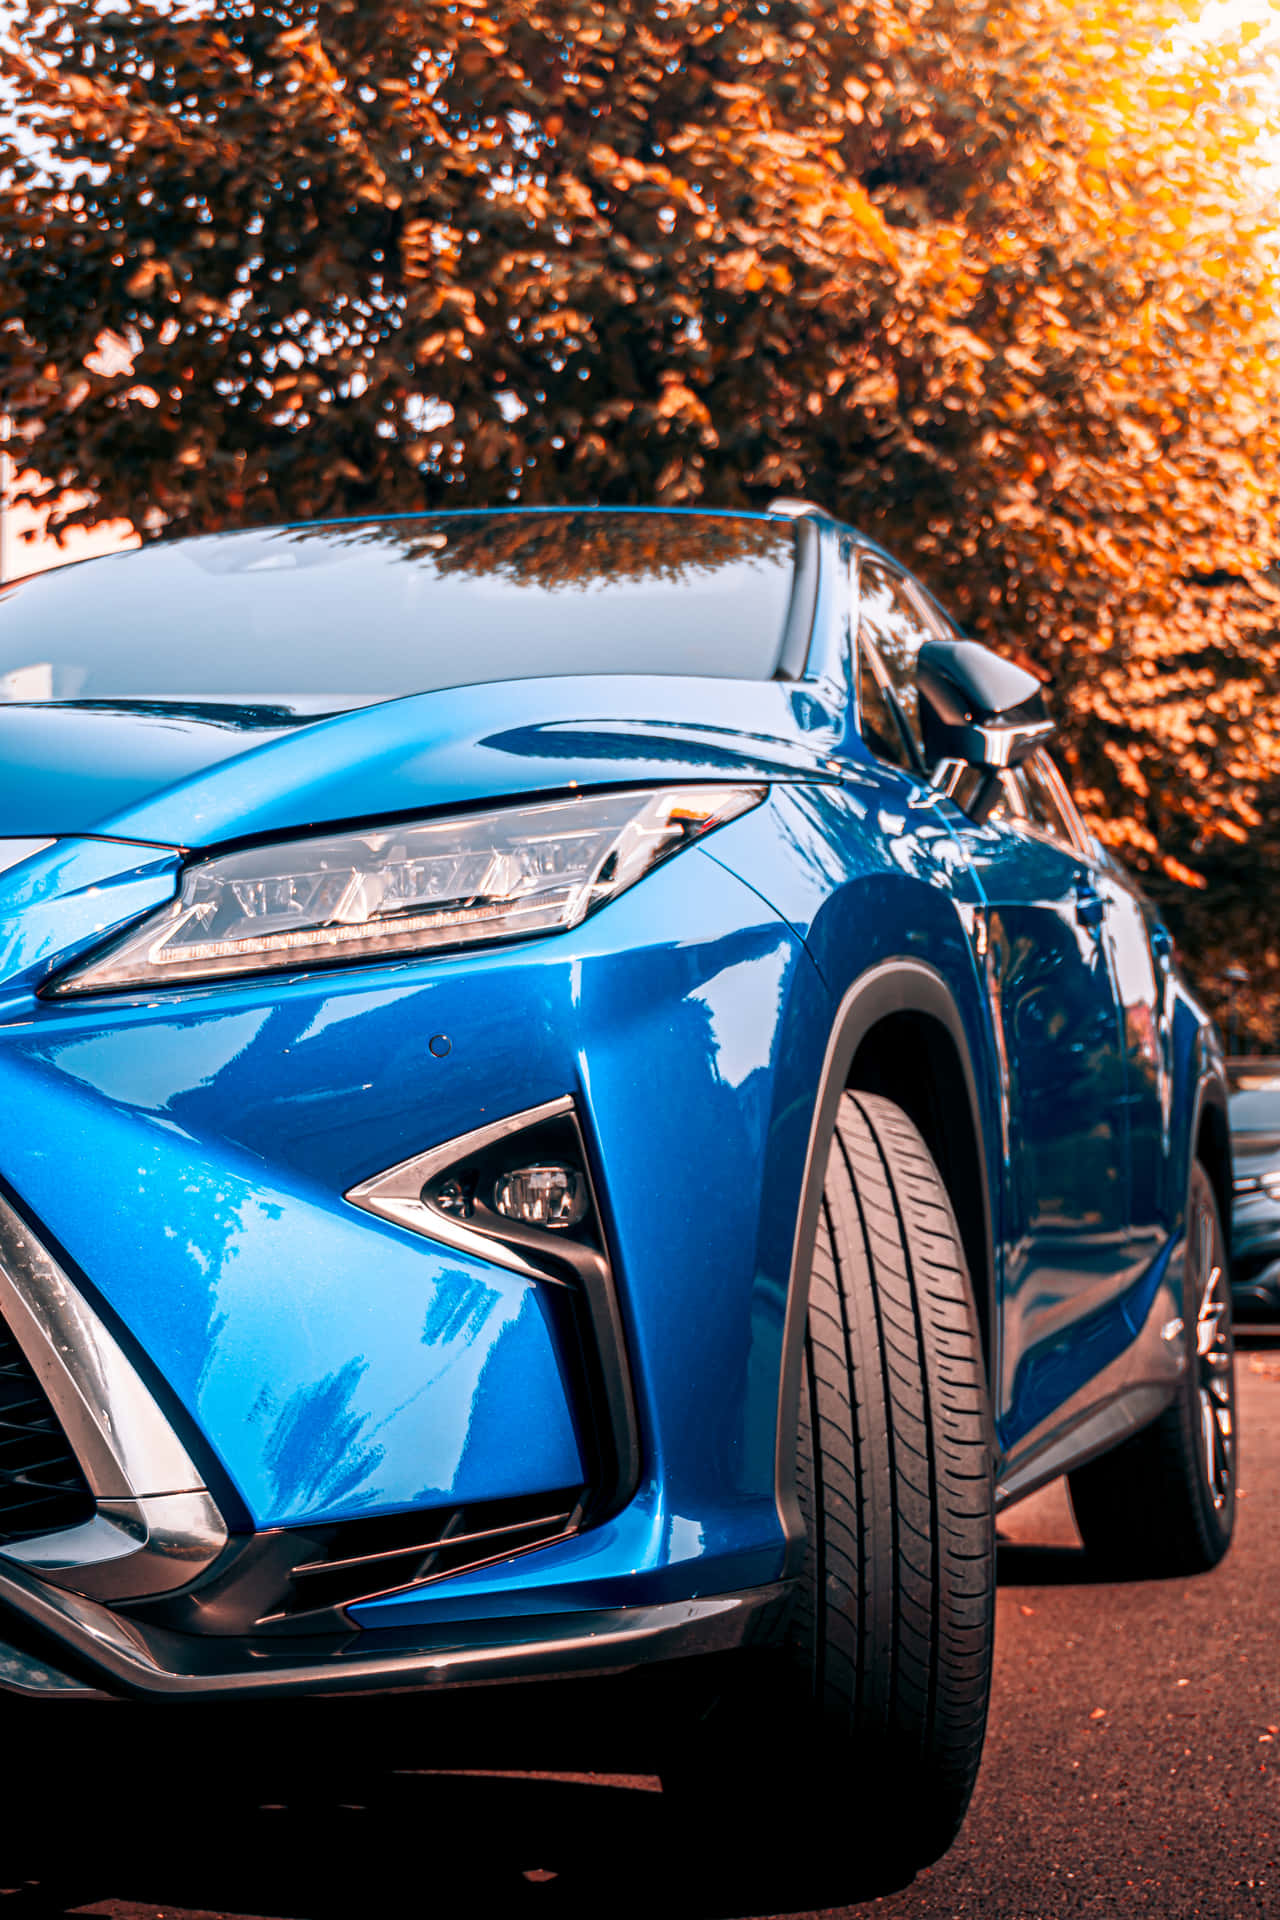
(431, 1178, 473, 1218)
(493, 1164, 588, 1230)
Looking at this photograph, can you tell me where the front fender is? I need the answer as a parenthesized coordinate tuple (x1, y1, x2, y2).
(705, 780, 1004, 1563)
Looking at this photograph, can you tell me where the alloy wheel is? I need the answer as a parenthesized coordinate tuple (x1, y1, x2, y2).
(1192, 1195, 1235, 1513)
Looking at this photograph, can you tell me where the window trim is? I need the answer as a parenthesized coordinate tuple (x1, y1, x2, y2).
(1023, 750, 1093, 859)
(775, 518, 821, 681)
(997, 752, 1092, 860)
(856, 631, 924, 776)
(851, 550, 932, 779)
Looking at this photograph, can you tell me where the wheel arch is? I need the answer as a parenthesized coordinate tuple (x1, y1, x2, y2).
(774, 959, 997, 1562)
(1193, 1074, 1232, 1262)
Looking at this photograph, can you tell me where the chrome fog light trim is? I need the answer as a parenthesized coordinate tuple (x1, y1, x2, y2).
(0, 1193, 227, 1599)
(347, 1097, 642, 1524)
(346, 1095, 579, 1284)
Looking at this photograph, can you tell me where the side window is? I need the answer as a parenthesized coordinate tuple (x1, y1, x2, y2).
(855, 558, 937, 765)
(1001, 751, 1083, 853)
(856, 638, 916, 772)
(1018, 752, 1084, 851)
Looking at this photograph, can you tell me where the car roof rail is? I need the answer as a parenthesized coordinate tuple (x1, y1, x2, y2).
(768, 496, 827, 520)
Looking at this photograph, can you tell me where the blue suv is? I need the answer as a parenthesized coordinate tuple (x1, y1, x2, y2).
(0, 504, 1234, 1886)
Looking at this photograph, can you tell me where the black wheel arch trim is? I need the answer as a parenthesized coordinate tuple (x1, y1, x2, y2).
(1189, 1059, 1232, 1255)
(774, 958, 996, 1568)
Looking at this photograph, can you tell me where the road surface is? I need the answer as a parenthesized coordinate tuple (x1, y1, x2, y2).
(2, 1340, 1276, 1919)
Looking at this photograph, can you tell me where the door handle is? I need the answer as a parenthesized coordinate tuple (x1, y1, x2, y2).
(1075, 880, 1107, 931)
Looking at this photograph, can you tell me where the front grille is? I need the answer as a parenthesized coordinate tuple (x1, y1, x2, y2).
(266, 1487, 585, 1620)
(0, 1314, 95, 1543)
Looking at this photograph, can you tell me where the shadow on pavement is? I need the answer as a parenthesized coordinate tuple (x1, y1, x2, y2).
(0, 1684, 918, 1919)
(995, 1537, 1114, 1587)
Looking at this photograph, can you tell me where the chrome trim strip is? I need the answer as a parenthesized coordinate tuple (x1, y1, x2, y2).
(0, 1193, 228, 1596)
(3, 1492, 227, 1600)
(345, 1095, 576, 1281)
(0, 1191, 203, 1499)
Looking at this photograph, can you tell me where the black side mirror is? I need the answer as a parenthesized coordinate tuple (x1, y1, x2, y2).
(916, 639, 1054, 821)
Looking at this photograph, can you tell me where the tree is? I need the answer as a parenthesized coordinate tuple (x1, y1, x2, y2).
(4, 1, 1280, 1027)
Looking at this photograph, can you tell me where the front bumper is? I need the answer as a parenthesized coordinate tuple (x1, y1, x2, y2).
(0, 1158, 789, 1701)
(0, 832, 826, 1689)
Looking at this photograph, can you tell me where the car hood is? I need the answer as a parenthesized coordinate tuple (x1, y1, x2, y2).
(0, 676, 842, 848)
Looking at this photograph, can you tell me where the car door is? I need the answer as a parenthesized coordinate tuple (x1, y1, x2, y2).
(1088, 836, 1176, 1272)
(1013, 751, 1175, 1287)
(854, 555, 1134, 1452)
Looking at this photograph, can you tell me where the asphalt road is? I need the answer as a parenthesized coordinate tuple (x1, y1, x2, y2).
(1, 1338, 1277, 1920)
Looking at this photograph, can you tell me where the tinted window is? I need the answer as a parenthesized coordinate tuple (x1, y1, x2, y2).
(0, 512, 796, 714)
(857, 639, 915, 772)
(980, 753, 1082, 851)
(856, 558, 936, 761)
(1014, 753, 1080, 850)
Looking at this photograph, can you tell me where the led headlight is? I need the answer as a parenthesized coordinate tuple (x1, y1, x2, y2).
(50, 784, 766, 995)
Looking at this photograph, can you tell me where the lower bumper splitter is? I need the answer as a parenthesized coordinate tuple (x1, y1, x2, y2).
(0, 1556, 791, 1702)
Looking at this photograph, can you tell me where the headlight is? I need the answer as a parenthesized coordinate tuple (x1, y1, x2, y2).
(49, 784, 766, 995)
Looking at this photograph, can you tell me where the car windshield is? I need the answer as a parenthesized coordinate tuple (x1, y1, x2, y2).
(1229, 1081, 1280, 1132)
(0, 511, 796, 715)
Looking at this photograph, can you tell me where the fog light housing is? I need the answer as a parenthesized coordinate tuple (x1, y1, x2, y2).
(493, 1164, 588, 1231)
(432, 1177, 474, 1219)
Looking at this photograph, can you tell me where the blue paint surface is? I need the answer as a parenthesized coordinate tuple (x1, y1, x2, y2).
(0, 506, 1222, 1631)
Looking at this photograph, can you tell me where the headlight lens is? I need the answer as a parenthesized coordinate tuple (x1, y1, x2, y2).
(50, 784, 766, 995)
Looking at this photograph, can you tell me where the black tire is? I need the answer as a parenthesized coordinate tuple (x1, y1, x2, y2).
(663, 1091, 995, 1895)
(1068, 1161, 1236, 1576)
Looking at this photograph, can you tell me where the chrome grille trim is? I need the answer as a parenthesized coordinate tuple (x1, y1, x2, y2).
(0, 1192, 227, 1599)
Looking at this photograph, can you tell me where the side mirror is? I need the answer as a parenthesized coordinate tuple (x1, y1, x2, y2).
(916, 639, 1055, 822)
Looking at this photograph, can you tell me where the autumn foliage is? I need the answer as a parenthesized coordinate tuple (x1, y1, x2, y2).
(3, 1, 1280, 1030)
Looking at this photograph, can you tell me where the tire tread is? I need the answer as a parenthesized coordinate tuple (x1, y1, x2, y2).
(791, 1091, 995, 1861)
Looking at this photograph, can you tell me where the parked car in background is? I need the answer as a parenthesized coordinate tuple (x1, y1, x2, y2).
(1227, 1062, 1280, 1318)
(0, 503, 1236, 1896)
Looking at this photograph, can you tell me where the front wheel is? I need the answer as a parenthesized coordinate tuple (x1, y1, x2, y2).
(1068, 1161, 1236, 1576)
(663, 1091, 995, 1897)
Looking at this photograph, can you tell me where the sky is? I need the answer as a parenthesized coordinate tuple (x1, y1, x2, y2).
(1183, 0, 1280, 44)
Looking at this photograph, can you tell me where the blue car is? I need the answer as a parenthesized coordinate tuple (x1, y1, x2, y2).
(0, 504, 1234, 1883)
